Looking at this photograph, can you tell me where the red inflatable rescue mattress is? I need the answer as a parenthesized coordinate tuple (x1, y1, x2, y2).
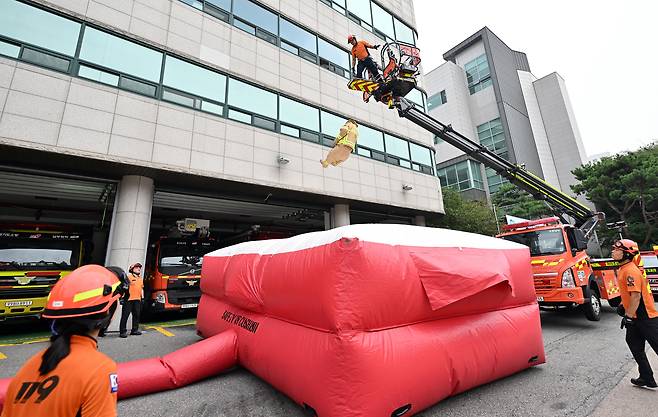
(197, 224, 545, 416)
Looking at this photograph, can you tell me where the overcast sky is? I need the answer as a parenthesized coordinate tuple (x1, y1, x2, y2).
(413, 1, 657, 159)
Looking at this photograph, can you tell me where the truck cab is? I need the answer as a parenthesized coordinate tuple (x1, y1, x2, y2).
(144, 219, 219, 313)
(497, 217, 620, 321)
(640, 246, 658, 299)
(0, 225, 86, 320)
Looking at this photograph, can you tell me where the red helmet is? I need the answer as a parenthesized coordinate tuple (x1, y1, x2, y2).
(43, 265, 127, 319)
(347, 35, 356, 43)
(613, 239, 640, 257)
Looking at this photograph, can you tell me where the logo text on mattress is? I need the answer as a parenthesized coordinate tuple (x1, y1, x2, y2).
(221, 310, 260, 333)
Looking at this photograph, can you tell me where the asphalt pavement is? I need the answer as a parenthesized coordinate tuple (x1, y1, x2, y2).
(1, 303, 656, 416)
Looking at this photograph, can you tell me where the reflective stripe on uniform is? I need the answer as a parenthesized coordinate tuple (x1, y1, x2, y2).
(73, 281, 120, 303)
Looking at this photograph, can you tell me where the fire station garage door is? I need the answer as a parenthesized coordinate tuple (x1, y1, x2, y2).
(0, 170, 115, 227)
(151, 190, 326, 239)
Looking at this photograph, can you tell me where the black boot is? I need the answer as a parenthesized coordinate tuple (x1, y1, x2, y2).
(130, 330, 142, 336)
(119, 331, 128, 338)
(631, 377, 658, 388)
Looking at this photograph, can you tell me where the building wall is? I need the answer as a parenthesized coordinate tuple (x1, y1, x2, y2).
(534, 72, 588, 199)
(0, 0, 442, 214)
(517, 70, 561, 188)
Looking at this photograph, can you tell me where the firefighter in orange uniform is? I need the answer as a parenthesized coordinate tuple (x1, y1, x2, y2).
(119, 263, 144, 338)
(613, 239, 658, 388)
(348, 35, 382, 82)
(1, 265, 128, 417)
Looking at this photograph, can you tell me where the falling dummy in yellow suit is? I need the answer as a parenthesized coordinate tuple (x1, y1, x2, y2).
(321, 119, 359, 168)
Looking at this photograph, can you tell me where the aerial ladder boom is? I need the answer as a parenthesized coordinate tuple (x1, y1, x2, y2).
(394, 98, 602, 233)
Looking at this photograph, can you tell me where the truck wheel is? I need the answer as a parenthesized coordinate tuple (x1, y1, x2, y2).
(582, 287, 601, 321)
(608, 296, 621, 308)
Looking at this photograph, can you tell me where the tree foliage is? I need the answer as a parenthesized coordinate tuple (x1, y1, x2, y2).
(491, 183, 554, 222)
(432, 187, 498, 236)
(572, 142, 658, 247)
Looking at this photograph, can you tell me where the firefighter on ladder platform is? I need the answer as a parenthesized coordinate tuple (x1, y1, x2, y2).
(348, 35, 382, 82)
(613, 239, 658, 388)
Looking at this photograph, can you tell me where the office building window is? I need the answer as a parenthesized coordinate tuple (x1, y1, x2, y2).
(385, 133, 411, 168)
(204, 0, 231, 21)
(410, 142, 434, 174)
(427, 90, 447, 110)
(0, 0, 81, 56)
(232, 0, 278, 43)
(357, 125, 385, 160)
(394, 17, 414, 44)
(280, 96, 320, 140)
(163, 56, 227, 115)
(486, 168, 506, 194)
(227, 78, 277, 128)
(438, 160, 484, 191)
(371, 3, 395, 40)
(406, 88, 425, 110)
(477, 118, 506, 155)
(318, 38, 350, 77)
(80, 27, 163, 83)
(320, 110, 346, 146)
(280, 18, 317, 62)
(465, 53, 492, 94)
(346, 0, 372, 28)
(0, 40, 20, 58)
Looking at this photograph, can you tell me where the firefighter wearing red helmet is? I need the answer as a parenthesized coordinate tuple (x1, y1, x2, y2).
(1, 265, 128, 417)
(612, 238, 658, 388)
(347, 34, 382, 82)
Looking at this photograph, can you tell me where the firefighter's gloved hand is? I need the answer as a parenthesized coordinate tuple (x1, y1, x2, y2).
(616, 304, 626, 317)
(621, 316, 636, 329)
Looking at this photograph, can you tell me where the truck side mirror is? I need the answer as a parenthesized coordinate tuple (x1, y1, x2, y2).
(573, 229, 589, 252)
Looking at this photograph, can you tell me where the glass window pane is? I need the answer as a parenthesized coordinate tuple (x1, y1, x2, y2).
(346, 0, 372, 24)
(163, 88, 196, 107)
(201, 101, 223, 115)
(280, 96, 319, 131)
(280, 19, 317, 53)
(21, 48, 70, 72)
(78, 65, 119, 86)
(318, 38, 349, 70)
(358, 125, 384, 151)
(229, 108, 251, 123)
(119, 77, 156, 96)
(0, 0, 81, 56)
(371, 3, 394, 38)
(409, 142, 431, 166)
(333, 0, 346, 7)
(320, 111, 346, 137)
(394, 18, 414, 44)
(232, 0, 278, 35)
(281, 125, 300, 137)
(164, 56, 226, 103)
(0, 40, 20, 58)
(399, 159, 411, 168)
(80, 27, 162, 82)
(385, 133, 410, 159)
(233, 18, 255, 35)
(446, 167, 457, 184)
(228, 78, 277, 119)
(205, 0, 231, 11)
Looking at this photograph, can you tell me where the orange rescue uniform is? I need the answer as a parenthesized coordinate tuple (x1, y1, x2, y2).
(1, 335, 117, 417)
(351, 40, 373, 61)
(618, 261, 658, 319)
(127, 273, 143, 301)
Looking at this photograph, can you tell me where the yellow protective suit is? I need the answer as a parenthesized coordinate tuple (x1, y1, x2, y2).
(321, 120, 359, 168)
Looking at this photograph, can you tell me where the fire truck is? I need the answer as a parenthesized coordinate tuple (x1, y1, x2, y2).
(640, 246, 658, 299)
(497, 217, 621, 321)
(0, 224, 88, 321)
(144, 219, 219, 313)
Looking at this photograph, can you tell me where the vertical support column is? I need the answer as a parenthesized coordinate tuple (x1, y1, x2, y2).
(105, 175, 154, 332)
(414, 215, 426, 227)
(324, 211, 332, 230)
(332, 204, 350, 228)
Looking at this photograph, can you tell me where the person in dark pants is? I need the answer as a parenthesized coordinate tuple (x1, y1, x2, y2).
(348, 35, 382, 82)
(119, 262, 144, 338)
(613, 239, 658, 388)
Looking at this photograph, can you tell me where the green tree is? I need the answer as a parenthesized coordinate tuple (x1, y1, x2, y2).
(491, 183, 554, 222)
(432, 187, 498, 236)
(572, 142, 658, 247)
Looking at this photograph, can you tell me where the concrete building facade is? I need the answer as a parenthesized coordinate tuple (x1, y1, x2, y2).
(425, 27, 588, 203)
(0, 0, 439, 323)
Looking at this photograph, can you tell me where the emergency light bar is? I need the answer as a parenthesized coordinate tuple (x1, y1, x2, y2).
(501, 216, 560, 231)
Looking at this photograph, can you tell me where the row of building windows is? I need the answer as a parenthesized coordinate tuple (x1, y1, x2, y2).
(465, 53, 492, 95)
(318, 0, 416, 45)
(176, 0, 426, 110)
(437, 159, 484, 192)
(0, 0, 435, 176)
(477, 118, 508, 193)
